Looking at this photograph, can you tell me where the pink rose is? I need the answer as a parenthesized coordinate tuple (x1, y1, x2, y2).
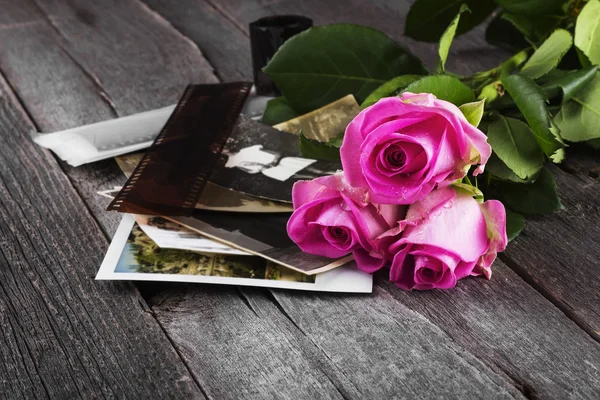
(384, 186, 507, 290)
(340, 93, 491, 204)
(286, 173, 405, 273)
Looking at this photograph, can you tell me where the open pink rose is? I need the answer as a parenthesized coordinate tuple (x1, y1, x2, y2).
(287, 173, 405, 273)
(340, 93, 491, 204)
(384, 186, 507, 290)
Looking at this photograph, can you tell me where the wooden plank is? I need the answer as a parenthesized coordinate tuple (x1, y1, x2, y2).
(0, 0, 219, 237)
(376, 262, 600, 399)
(149, 287, 347, 399)
(500, 147, 600, 340)
(142, 0, 252, 81)
(151, 286, 523, 399)
(0, 74, 204, 399)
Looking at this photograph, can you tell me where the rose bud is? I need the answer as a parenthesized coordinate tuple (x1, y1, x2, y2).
(384, 186, 507, 290)
(286, 173, 405, 273)
(340, 93, 491, 205)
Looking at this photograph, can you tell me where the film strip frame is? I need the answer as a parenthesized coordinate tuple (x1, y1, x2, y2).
(108, 82, 252, 215)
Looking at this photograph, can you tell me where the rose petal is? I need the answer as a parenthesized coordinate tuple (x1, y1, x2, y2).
(287, 201, 349, 258)
(353, 248, 387, 273)
(480, 200, 508, 253)
(402, 189, 489, 262)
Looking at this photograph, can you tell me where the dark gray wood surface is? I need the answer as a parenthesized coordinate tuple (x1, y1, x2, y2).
(0, 0, 599, 399)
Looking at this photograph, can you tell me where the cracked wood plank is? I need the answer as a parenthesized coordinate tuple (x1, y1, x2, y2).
(0, 73, 204, 399)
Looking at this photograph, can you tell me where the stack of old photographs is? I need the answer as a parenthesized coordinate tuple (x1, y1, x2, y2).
(97, 85, 372, 292)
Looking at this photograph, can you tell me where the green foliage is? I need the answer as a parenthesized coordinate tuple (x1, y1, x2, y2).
(505, 210, 525, 241)
(554, 72, 600, 142)
(574, 0, 600, 65)
(438, 5, 470, 73)
(540, 66, 598, 104)
(486, 115, 544, 180)
(299, 132, 341, 161)
(360, 75, 421, 109)
(520, 29, 572, 79)
(491, 167, 562, 216)
(401, 75, 475, 105)
(263, 24, 427, 113)
(458, 99, 485, 127)
(485, 154, 533, 183)
(501, 74, 564, 158)
(405, 0, 497, 42)
(261, 97, 299, 126)
(501, 12, 557, 43)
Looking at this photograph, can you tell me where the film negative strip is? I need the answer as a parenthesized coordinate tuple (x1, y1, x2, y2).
(108, 82, 252, 215)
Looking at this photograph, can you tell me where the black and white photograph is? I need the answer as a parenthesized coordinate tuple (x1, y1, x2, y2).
(209, 116, 342, 203)
(170, 210, 354, 275)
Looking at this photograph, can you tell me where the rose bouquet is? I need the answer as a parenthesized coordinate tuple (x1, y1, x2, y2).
(287, 93, 507, 290)
(259, 0, 600, 289)
(262, 0, 600, 248)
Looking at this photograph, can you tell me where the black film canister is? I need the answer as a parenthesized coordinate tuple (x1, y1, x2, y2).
(249, 15, 313, 96)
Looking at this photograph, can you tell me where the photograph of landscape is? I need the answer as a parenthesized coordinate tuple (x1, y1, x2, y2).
(115, 223, 315, 283)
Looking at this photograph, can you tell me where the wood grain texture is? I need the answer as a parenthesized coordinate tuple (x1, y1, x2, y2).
(151, 286, 523, 399)
(145, 1, 600, 398)
(2, 0, 600, 398)
(377, 261, 600, 399)
(0, 0, 219, 237)
(500, 147, 600, 340)
(0, 74, 204, 399)
(142, 0, 252, 81)
(0, 1, 373, 398)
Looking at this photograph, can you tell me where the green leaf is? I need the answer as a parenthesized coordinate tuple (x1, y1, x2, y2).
(438, 4, 469, 73)
(486, 115, 544, 180)
(492, 167, 561, 216)
(502, 12, 558, 42)
(459, 99, 485, 127)
(261, 97, 299, 126)
(264, 24, 427, 113)
(360, 75, 421, 109)
(494, 0, 565, 16)
(485, 154, 533, 183)
(401, 75, 475, 106)
(327, 133, 344, 148)
(574, 0, 600, 65)
(505, 210, 525, 241)
(554, 72, 600, 142)
(540, 66, 598, 104)
(452, 182, 484, 202)
(521, 29, 572, 79)
(405, 0, 497, 42)
(299, 133, 341, 161)
(501, 74, 564, 157)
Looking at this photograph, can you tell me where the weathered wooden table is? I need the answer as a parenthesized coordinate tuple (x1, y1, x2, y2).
(1, 1, 599, 398)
